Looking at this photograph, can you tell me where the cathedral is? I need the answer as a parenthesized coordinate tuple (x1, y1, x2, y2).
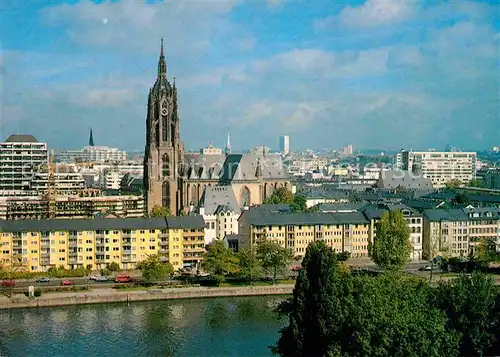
(144, 40, 291, 215)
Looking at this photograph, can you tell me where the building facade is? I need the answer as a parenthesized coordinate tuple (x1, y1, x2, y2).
(0, 134, 48, 191)
(400, 150, 477, 188)
(238, 209, 371, 259)
(0, 216, 205, 272)
(423, 208, 500, 259)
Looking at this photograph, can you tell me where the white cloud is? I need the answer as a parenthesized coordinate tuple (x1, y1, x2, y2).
(337, 0, 415, 28)
(41, 0, 242, 56)
(253, 48, 389, 79)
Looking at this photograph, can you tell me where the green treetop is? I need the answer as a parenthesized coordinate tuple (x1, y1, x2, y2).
(150, 205, 172, 217)
(369, 210, 411, 271)
(256, 240, 293, 284)
(136, 255, 174, 283)
(203, 240, 239, 286)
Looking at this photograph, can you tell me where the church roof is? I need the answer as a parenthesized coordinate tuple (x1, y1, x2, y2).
(183, 153, 288, 182)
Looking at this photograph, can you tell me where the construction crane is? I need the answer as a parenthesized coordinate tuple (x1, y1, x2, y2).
(47, 150, 56, 219)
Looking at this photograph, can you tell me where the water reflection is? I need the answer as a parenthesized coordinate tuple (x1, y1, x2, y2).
(0, 296, 286, 357)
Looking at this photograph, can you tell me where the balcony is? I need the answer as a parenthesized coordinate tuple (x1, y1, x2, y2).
(122, 240, 131, 245)
(122, 255, 133, 263)
(69, 240, 78, 248)
(159, 249, 168, 254)
(41, 240, 50, 248)
(159, 233, 167, 239)
(40, 252, 50, 258)
(95, 258, 106, 263)
(159, 257, 169, 262)
(95, 234, 104, 239)
(122, 233, 131, 239)
(40, 259, 50, 265)
(159, 241, 169, 246)
(96, 241, 105, 247)
(122, 249, 132, 254)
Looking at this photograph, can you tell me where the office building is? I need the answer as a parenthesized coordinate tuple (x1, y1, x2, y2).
(279, 135, 290, 155)
(400, 150, 477, 188)
(0, 134, 48, 191)
(0, 216, 205, 272)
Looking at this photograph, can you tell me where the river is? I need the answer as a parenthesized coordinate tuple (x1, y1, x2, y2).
(0, 296, 287, 357)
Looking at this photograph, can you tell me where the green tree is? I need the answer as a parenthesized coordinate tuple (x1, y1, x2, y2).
(107, 261, 121, 272)
(273, 242, 457, 357)
(475, 238, 499, 265)
(291, 194, 307, 212)
(434, 272, 500, 356)
(236, 247, 262, 284)
(150, 205, 172, 217)
(137, 255, 174, 283)
(272, 241, 341, 357)
(264, 187, 294, 205)
(203, 240, 240, 286)
(468, 179, 485, 188)
(369, 210, 411, 271)
(451, 193, 469, 205)
(256, 240, 293, 284)
(445, 179, 462, 189)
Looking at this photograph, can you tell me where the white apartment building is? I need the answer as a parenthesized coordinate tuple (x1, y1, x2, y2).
(400, 150, 477, 188)
(59, 146, 127, 163)
(279, 135, 290, 155)
(0, 134, 48, 191)
(30, 172, 86, 194)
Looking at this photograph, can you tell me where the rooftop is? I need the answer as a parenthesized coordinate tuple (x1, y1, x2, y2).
(4, 134, 39, 143)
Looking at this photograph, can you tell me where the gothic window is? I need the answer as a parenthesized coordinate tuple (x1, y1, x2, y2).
(191, 185, 198, 206)
(162, 182, 170, 208)
(171, 123, 175, 144)
(162, 154, 170, 178)
(240, 186, 251, 206)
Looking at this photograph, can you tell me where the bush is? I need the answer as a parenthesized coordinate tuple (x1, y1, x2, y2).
(34, 289, 42, 297)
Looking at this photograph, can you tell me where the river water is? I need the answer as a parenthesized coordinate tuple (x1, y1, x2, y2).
(0, 296, 287, 357)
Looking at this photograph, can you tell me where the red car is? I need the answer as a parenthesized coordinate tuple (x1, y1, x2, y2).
(1, 280, 15, 287)
(115, 275, 132, 283)
(291, 266, 302, 271)
(61, 280, 73, 286)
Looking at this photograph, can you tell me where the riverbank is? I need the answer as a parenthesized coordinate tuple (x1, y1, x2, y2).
(0, 284, 295, 310)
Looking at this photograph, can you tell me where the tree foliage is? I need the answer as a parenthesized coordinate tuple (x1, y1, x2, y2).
(451, 193, 469, 205)
(203, 240, 240, 286)
(107, 261, 121, 272)
(150, 205, 172, 217)
(256, 240, 293, 283)
(273, 241, 459, 357)
(468, 179, 486, 188)
(369, 210, 411, 271)
(263, 187, 307, 212)
(433, 272, 500, 356)
(475, 238, 500, 264)
(136, 255, 174, 282)
(236, 247, 262, 283)
(445, 179, 462, 189)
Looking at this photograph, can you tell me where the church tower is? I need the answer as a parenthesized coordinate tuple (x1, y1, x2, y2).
(144, 39, 184, 215)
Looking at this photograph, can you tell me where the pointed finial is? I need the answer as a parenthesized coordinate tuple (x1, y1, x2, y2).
(173, 76, 176, 89)
(160, 37, 164, 57)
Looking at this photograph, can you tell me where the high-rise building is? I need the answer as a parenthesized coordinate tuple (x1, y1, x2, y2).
(279, 135, 290, 155)
(343, 144, 354, 156)
(400, 150, 477, 188)
(0, 134, 48, 192)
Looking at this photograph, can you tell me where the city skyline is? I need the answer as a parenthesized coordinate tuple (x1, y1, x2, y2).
(1, 0, 498, 151)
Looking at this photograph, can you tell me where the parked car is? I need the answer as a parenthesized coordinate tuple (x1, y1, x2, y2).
(89, 275, 99, 281)
(36, 277, 51, 283)
(115, 275, 132, 283)
(61, 280, 72, 286)
(1, 280, 15, 287)
(94, 276, 108, 282)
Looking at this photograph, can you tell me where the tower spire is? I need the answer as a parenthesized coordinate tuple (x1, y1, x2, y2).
(157, 38, 167, 77)
(89, 128, 94, 146)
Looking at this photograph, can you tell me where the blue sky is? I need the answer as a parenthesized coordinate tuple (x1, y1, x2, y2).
(0, 0, 498, 152)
